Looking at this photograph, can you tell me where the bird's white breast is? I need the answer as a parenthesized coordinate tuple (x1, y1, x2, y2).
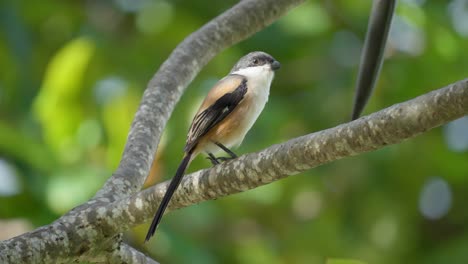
(229, 65, 274, 146)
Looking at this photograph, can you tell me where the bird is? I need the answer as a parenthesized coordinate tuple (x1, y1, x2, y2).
(145, 51, 281, 241)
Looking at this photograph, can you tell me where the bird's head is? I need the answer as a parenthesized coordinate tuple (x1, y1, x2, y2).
(230, 51, 281, 76)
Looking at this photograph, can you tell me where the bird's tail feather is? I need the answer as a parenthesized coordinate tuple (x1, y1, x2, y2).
(145, 151, 192, 242)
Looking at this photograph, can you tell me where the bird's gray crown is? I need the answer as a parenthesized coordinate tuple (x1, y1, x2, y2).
(230, 51, 280, 73)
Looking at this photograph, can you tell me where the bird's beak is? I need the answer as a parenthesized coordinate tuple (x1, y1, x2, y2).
(271, 60, 281, 71)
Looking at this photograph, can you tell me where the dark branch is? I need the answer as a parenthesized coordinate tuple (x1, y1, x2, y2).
(352, 0, 396, 120)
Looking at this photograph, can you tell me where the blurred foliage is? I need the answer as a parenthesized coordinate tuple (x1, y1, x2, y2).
(326, 259, 366, 264)
(1, 0, 468, 263)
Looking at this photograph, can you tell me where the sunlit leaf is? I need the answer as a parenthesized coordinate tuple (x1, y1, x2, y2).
(33, 37, 95, 162)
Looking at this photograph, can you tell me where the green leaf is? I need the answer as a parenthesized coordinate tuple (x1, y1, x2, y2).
(33, 37, 95, 162)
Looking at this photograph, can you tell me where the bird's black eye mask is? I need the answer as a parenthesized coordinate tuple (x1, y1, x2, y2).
(248, 55, 271, 67)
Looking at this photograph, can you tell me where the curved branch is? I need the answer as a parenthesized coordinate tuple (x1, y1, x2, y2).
(95, 0, 306, 200)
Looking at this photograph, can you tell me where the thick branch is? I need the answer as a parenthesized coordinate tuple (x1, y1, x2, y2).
(106, 79, 468, 232)
(95, 0, 305, 201)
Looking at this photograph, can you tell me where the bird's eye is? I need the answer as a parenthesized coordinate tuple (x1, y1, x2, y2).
(252, 59, 259, 65)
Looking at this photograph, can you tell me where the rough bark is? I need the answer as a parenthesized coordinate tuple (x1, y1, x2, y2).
(107, 244, 160, 264)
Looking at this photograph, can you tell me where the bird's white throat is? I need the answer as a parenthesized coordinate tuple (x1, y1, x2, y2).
(231, 65, 274, 95)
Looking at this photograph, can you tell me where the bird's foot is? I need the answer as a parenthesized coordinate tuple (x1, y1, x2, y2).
(216, 156, 235, 162)
(206, 156, 220, 166)
(206, 153, 236, 167)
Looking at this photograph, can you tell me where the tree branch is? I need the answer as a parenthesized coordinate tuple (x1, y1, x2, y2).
(64, 79, 468, 235)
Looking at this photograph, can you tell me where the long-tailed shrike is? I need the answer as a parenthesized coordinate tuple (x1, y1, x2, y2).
(145, 51, 281, 241)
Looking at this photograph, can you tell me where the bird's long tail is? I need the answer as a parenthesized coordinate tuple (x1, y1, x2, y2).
(145, 151, 193, 241)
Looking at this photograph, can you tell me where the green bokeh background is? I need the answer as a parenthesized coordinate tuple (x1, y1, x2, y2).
(1, 1, 468, 263)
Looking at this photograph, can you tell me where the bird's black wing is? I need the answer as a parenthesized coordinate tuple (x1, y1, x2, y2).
(185, 78, 247, 152)
(145, 77, 247, 241)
